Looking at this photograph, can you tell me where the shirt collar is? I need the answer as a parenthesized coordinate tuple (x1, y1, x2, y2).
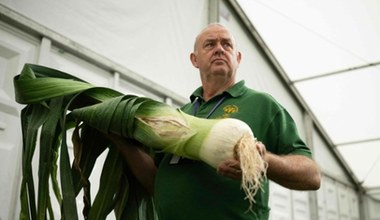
(189, 80, 247, 102)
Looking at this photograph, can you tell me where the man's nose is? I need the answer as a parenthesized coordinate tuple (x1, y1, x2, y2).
(214, 43, 225, 55)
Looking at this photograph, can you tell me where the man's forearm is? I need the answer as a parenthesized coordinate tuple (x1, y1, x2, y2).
(265, 153, 321, 190)
(111, 137, 157, 195)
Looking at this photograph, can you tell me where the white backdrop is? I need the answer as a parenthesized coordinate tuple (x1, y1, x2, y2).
(1, 0, 209, 98)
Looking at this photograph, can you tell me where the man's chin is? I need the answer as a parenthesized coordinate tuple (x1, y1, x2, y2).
(210, 68, 229, 76)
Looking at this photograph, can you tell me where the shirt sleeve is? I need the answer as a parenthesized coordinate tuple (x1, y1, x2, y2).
(265, 108, 312, 158)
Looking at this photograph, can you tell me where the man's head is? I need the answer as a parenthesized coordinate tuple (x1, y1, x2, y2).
(190, 23, 241, 86)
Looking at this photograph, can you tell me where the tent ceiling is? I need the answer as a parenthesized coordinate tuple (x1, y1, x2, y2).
(237, 0, 380, 195)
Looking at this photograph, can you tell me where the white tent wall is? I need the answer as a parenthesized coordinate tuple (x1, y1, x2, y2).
(0, 0, 207, 99)
(218, 1, 368, 220)
(236, 0, 380, 205)
(0, 20, 40, 219)
(1, 0, 379, 219)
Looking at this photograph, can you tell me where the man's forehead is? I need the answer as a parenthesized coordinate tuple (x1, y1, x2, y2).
(203, 34, 232, 42)
(200, 28, 232, 40)
(198, 29, 235, 44)
(193, 24, 237, 50)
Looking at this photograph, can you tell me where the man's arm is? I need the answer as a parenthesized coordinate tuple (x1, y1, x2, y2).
(265, 152, 321, 190)
(108, 134, 157, 195)
(217, 142, 321, 190)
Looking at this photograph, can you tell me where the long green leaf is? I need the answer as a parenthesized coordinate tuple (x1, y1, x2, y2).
(71, 124, 109, 217)
(14, 63, 156, 219)
(20, 104, 50, 220)
(37, 98, 64, 220)
(60, 108, 79, 220)
(88, 147, 123, 219)
(14, 65, 93, 104)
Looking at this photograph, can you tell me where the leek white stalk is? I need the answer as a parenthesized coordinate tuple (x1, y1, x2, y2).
(137, 109, 267, 209)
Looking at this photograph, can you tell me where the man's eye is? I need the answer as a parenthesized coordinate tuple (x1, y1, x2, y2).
(223, 42, 232, 49)
(204, 42, 214, 48)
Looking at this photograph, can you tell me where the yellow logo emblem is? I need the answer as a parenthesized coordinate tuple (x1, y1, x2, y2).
(219, 105, 238, 118)
(223, 105, 238, 114)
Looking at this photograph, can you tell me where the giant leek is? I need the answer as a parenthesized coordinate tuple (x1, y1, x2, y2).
(14, 64, 267, 219)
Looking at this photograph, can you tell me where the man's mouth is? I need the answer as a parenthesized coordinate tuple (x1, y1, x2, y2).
(212, 58, 226, 64)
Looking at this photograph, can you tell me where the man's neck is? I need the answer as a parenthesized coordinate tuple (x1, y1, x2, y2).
(202, 80, 235, 101)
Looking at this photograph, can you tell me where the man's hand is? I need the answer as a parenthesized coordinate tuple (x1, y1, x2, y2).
(217, 140, 267, 180)
(217, 159, 242, 180)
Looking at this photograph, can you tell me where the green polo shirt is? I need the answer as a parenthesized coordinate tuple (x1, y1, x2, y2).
(154, 80, 312, 220)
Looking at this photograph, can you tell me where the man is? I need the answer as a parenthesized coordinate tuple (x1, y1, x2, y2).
(111, 23, 321, 219)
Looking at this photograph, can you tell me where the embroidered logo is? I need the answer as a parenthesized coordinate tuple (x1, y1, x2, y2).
(221, 105, 238, 118)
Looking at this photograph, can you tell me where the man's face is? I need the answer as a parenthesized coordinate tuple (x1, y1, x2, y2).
(191, 25, 241, 81)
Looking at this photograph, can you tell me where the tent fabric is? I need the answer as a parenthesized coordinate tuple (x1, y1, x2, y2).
(2, 0, 208, 98)
(237, 0, 380, 197)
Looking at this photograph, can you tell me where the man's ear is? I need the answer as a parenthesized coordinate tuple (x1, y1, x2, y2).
(190, 53, 199, 68)
(237, 51, 242, 64)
